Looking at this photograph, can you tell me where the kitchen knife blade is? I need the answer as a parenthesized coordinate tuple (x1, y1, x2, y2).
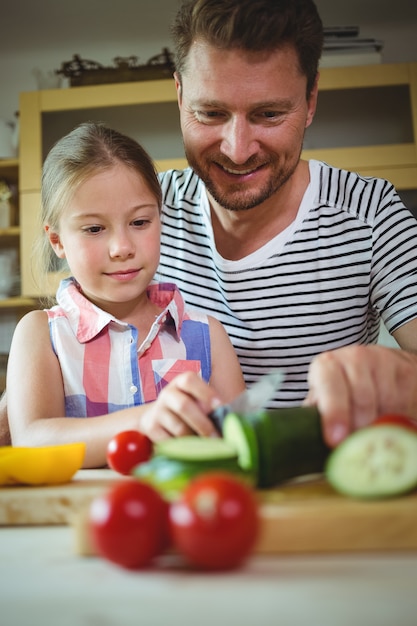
(209, 369, 284, 432)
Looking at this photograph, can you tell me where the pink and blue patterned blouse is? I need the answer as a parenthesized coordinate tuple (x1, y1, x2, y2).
(46, 277, 211, 417)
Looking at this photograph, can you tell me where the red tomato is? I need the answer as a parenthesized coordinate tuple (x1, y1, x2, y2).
(169, 472, 260, 570)
(89, 480, 169, 569)
(107, 430, 153, 475)
(373, 414, 417, 433)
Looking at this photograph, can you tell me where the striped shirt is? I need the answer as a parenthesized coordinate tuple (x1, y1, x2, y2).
(157, 159, 417, 407)
(46, 278, 211, 417)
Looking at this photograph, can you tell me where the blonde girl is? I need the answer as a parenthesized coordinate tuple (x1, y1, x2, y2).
(7, 122, 244, 467)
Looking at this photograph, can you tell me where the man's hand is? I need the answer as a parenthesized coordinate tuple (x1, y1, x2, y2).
(305, 345, 417, 447)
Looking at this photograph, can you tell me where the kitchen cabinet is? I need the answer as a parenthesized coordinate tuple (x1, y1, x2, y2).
(0, 157, 39, 392)
(18, 61, 417, 297)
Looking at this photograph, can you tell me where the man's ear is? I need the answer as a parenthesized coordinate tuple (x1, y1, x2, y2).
(305, 73, 319, 129)
(174, 71, 182, 106)
(45, 225, 66, 259)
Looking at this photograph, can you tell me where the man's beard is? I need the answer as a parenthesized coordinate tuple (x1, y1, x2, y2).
(185, 149, 299, 212)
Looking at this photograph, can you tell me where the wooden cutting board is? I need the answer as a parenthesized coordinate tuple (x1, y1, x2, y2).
(1, 469, 416, 554)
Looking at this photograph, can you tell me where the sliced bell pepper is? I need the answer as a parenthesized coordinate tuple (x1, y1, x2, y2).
(0, 442, 86, 486)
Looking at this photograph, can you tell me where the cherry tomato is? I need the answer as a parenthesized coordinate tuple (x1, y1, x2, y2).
(107, 430, 153, 475)
(89, 479, 169, 569)
(373, 414, 417, 433)
(169, 471, 260, 570)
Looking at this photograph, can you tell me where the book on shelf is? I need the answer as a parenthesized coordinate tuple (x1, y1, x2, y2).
(323, 26, 360, 39)
(320, 50, 382, 68)
(323, 38, 384, 53)
(321, 25, 383, 68)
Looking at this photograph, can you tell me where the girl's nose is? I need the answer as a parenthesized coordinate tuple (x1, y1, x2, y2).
(109, 230, 135, 259)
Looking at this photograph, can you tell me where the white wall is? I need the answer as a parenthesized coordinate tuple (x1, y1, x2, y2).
(0, 0, 417, 123)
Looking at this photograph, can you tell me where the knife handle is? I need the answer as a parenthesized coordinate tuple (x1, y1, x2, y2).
(208, 405, 229, 433)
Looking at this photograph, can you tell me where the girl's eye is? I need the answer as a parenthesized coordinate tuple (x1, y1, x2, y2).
(132, 219, 150, 228)
(83, 225, 103, 234)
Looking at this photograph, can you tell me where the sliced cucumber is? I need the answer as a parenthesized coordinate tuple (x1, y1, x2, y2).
(134, 436, 254, 499)
(133, 453, 248, 499)
(223, 412, 259, 475)
(326, 424, 417, 499)
(251, 407, 330, 488)
(155, 436, 238, 462)
(134, 406, 331, 496)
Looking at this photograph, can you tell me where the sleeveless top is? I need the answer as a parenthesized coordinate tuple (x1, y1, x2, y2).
(46, 278, 211, 417)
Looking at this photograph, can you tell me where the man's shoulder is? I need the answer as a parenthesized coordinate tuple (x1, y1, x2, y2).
(159, 167, 202, 207)
(311, 159, 397, 217)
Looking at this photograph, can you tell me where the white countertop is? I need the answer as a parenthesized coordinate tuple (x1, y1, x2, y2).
(1, 524, 416, 626)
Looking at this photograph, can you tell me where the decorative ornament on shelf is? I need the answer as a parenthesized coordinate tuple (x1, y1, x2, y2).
(0, 181, 12, 229)
(55, 48, 176, 87)
(0, 119, 16, 159)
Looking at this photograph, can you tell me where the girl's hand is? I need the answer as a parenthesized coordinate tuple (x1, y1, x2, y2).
(139, 372, 223, 440)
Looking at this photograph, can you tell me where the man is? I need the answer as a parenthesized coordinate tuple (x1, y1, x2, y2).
(155, 0, 417, 445)
(2, 0, 417, 449)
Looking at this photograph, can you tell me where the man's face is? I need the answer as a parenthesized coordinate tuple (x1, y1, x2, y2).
(176, 40, 318, 213)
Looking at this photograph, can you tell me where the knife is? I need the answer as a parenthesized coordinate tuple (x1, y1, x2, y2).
(209, 369, 284, 432)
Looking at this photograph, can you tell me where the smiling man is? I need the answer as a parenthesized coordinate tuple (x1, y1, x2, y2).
(156, 0, 417, 445)
(1, 0, 417, 450)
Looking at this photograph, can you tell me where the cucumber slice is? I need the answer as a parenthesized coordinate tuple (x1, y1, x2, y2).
(326, 425, 417, 499)
(133, 453, 248, 500)
(155, 436, 238, 462)
(223, 412, 259, 475)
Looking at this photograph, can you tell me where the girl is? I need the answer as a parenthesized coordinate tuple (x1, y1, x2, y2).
(7, 122, 245, 467)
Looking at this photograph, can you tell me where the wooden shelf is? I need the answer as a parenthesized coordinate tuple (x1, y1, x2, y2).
(18, 62, 417, 297)
(0, 297, 38, 310)
(0, 226, 19, 237)
(0, 158, 19, 181)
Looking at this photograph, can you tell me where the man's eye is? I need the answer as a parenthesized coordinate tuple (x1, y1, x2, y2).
(195, 110, 225, 123)
(256, 110, 283, 122)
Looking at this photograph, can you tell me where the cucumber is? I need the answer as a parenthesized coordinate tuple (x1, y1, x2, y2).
(251, 407, 330, 487)
(223, 407, 330, 488)
(133, 437, 254, 499)
(326, 424, 417, 499)
(134, 407, 330, 496)
(133, 453, 248, 499)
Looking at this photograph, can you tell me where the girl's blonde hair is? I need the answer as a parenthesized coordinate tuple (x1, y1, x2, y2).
(32, 122, 162, 296)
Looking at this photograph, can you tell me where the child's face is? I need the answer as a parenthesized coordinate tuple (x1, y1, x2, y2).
(47, 163, 161, 311)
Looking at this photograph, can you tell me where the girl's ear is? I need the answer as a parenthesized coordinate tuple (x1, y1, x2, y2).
(45, 225, 66, 259)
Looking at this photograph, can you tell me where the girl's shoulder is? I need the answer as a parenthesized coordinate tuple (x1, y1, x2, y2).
(14, 309, 49, 337)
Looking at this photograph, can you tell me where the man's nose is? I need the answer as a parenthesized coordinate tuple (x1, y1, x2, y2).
(220, 116, 258, 165)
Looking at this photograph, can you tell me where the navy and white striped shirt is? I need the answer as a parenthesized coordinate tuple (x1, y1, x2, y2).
(157, 160, 417, 407)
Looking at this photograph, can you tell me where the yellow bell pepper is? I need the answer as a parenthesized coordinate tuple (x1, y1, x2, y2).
(0, 442, 86, 486)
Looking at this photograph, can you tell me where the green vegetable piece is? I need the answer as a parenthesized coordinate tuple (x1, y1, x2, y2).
(223, 411, 259, 476)
(134, 437, 254, 499)
(224, 406, 329, 488)
(155, 436, 238, 461)
(250, 407, 330, 488)
(326, 424, 417, 499)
